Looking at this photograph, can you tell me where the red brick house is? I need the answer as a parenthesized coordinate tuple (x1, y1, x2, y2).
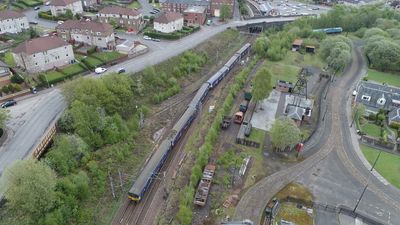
(211, 0, 233, 17)
(161, 0, 210, 14)
(183, 6, 206, 25)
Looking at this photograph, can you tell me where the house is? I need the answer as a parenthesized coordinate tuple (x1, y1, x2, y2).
(183, 6, 206, 25)
(98, 6, 145, 33)
(162, 0, 210, 14)
(49, 0, 83, 16)
(354, 81, 400, 114)
(0, 10, 29, 34)
(211, 0, 233, 17)
(0, 61, 11, 78)
(286, 105, 305, 126)
(276, 80, 293, 93)
(292, 39, 303, 51)
(389, 108, 400, 126)
(81, 0, 101, 9)
(154, 12, 184, 33)
(56, 20, 115, 50)
(12, 36, 75, 73)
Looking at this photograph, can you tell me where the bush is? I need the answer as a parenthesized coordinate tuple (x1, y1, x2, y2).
(11, 74, 24, 84)
(38, 11, 54, 20)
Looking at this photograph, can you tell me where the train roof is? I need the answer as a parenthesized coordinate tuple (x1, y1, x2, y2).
(225, 54, 240, 67)
(129, 139, 172, 195)
(172, 106, 196, 134)
(207, 66, 228, 85)
(189, 83, 210, 108)
(237, 43, 251, 55)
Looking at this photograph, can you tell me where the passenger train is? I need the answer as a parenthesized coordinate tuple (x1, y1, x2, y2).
(128, 43, 252, 202)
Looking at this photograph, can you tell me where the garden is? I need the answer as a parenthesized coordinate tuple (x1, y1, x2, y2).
(144, 26, 200, 40)
(355, 107, 395, 142)
(11, 0, 42, 9)
(39, 63, 87, 85)
(364, 69, 400, 87)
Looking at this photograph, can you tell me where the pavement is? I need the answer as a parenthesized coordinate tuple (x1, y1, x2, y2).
(233, 44, 400, 224)
(250, 89, 280, 131)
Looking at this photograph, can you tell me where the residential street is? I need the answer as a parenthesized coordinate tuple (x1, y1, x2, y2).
(234, 44, 400, 224)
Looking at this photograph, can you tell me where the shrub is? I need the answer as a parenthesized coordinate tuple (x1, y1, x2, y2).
(11, 74, 24, 84)
(38, 11, 54, 20)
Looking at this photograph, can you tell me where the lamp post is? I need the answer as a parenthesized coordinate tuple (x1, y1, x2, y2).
(352, 150, 382, 213)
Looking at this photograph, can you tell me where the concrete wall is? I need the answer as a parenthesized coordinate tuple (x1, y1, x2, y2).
(0, 16, 29, 34)
(154, 18, 183, 33)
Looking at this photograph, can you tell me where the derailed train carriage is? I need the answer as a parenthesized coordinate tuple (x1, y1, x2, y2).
(128, 43, 251, 202)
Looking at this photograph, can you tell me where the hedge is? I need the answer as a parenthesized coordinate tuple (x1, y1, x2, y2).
(144, 26, 200, 40)
(38, 11, 55, 20)
(18, 0, 42, 7)
(11, 2, 25, 9)
(176, 57, 259, 224)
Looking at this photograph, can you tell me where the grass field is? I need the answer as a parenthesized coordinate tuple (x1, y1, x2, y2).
(127, 0, 140, 9)
(361, 123, 382, 138)
(61, 63, 86, 76)
(275, 202, 313, 225)
(366, 69, 400, 87)
(361, 145, 400, 189)
(92, 51, 124, 63)
(44, 71, 65, 83)
(83, 56, 103, 68)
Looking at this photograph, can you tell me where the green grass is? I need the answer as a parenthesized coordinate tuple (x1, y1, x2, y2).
(361, 123, 382, 138)
(361, 145, 400, 189)
(2, 52, 16, 67)
(83, 56, 103, 68)
(366, 69, 400, 87)
(91, 51, 124, 63)
(127, 0, 141, 9)
(275, 202, 313, 225)
(44, 71, 65, 83)
(61, 63, 86, 76)
(265, 60, 299, 84)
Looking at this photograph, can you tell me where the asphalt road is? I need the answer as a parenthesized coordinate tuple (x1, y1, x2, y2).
(0, 88, 66, 177)
(234, 44, 400, 224)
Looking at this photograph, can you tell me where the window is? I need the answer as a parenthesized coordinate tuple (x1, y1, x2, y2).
(66, 54, 68, 56)
(35, 63, 38, 65)
(33, 54, 36, 57)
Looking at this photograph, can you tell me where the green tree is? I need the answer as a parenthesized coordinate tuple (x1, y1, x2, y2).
(252, 67, 272, 109)
(176, 204, 193, 225)
(0, 160, 57, 224)
(270, 117, 302, 151)
(254, 36, 270, 57)
(29, 27, 39, 38)
(65, 9, 73, 20)
(219, 5, 231, 21)
(0, 109, 9, 130)
(109, 19, 118, 28)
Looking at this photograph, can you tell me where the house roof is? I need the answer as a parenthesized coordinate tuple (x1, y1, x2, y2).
(49, 0, 80, 6)
(56, 20, 113, 33)
(154, 12, 183, 24)
(0, 10, 25, 20)
(389, 108, 400, 123)
(292, 39, 303, 46)
(355, 81, 400, 113)
(13, 36, 69, 55)
(162, 0, 210, 6)
(99, 6, 141, 17)
(287, 105, 305, 121)
(184, 6, 206, 13)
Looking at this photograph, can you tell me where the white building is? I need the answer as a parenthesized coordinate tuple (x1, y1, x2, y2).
(12, 36, 75, 73)
(0, 10, 29, 34)
(154, 12, 183, 33)
(56, 20, 115, 49)
(49, 0, 83, 16)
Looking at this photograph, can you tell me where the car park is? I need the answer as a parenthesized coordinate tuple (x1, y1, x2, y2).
(1, 100, 16, 108)
(95, 67, 107, 74)
(117, 68, 126, 74)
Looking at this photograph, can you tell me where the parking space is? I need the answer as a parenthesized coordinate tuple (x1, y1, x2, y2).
(248, 0, 328, 17)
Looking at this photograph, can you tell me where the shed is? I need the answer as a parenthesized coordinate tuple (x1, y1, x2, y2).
(292, 39, 303, 51)
(276, 80, 293, 93)
(305, 45, 315, 53)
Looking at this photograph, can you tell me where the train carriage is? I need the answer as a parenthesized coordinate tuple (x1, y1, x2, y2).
(224, 54, 240, 70)
(207, 67, 225, 88)
(170, 106, 197, 145)
(128, 139, 173, 201)
(237, 43, 251, 58)
(189, 83, 210, 109)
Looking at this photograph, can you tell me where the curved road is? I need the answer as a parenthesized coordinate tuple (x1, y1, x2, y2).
(234, 44, 400, 224)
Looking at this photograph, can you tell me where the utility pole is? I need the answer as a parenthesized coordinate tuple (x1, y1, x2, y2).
(353, 150, 382, 213)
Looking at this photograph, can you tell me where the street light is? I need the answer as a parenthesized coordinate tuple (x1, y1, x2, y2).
(352, 150, 382, 213)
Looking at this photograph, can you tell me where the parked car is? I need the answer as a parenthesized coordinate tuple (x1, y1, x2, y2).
(117, 68, 126, 74)
(312, 7, 320, 10)
(95, 67, 107, 74)
(57, 21, 64, 25)
(152, 38, 161, 42)
(1, 100, 16, 108)
(143, 35, 152, 40)
(45, 1, 50, 5)
(149, 11, 156, 14)
(34, 6, 40, 10)
(29, 21, 38, 25)
(153, 8, 160, 12)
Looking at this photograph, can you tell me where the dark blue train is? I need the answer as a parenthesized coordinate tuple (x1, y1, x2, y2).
(128, 43, 251, 202)
(312, 27, 343, 34)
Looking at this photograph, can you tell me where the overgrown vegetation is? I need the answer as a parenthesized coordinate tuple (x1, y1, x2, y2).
(176, 58, 259, 224)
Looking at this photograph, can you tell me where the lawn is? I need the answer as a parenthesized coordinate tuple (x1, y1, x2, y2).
(2, 52, 16, 67)
(82, 56, 103, 68)
(265, 60, 300, 84)
(361, 123, 382, 138)
(127, 0, 141, 9)
(44, 71, 65, 83)
(361, 145, 400, 188)
(91, 51, 124, 63)
(366, 69, 400, 87)
(275, 202, 313, 225)
(61, 63, 86, 76)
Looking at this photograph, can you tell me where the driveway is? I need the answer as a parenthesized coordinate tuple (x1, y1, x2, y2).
(23, 6, 57, 29)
